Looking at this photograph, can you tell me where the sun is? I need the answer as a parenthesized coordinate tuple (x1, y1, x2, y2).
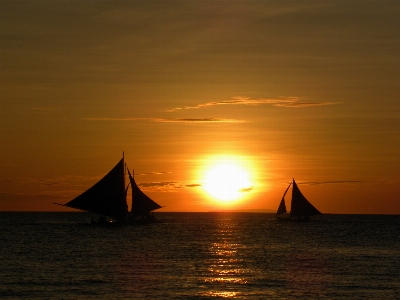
(203, 160, 253, 202)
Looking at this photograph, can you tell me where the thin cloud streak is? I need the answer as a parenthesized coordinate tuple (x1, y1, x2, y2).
(185, 184, 201, 188)
(139, 181, 178, 188)
(138, 181, 202, 192)
(298, 180, 365, 185)
(133, 171, 172, 176)
(165, 118, 244, 123)
(167, 97, 341, 112)
(239, 186, 254, 192)
(83, 117, 243, 123)
(139, 181, 253, 193)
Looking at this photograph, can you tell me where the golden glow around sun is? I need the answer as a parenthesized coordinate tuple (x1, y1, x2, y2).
(202, 156, 254, 203)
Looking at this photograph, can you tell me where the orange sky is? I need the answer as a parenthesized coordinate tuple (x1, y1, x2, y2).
(1, 1, 400, 214)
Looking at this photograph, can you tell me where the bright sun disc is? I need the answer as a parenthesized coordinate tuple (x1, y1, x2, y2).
(203, 162, 252, 202)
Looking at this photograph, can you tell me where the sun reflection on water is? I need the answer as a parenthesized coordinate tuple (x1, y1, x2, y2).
(200, 216, 252, 297)
(201, 291, 240, 298)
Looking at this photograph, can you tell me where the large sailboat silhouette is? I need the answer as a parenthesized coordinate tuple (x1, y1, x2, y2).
(54, 154, 162, 224)
(276, 179, 321, 222)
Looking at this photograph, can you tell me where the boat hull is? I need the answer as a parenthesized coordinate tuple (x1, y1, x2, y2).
(276, 214, 312, 222)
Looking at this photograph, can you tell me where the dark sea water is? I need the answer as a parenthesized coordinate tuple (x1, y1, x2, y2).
(0, 213, 399, 299)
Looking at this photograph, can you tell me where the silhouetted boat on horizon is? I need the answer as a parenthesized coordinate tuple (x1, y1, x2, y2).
(53, 153, 162, 225)
(276, 179, 321, 222)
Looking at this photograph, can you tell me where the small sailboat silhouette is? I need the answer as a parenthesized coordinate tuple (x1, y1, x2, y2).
(54, 154, 162, 224)
(276, 179, 321, 222)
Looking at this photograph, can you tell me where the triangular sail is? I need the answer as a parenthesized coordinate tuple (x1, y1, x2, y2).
(290, 179, 321, 218)
(127, 168, 162, 215)
(276, 182, 291, 215)
(64, 158, 128, 222)
(276, 199, 287, 215)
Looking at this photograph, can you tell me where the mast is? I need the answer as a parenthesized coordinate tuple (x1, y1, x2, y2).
(123, 152, 125, 193)
(131, 169, 134, 213)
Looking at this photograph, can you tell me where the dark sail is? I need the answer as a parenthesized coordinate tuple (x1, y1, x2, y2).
(127, 169, 162, 215)
(64, 158, 128, 222)
(276, 199, 287, 215)
(276, 182, 291, 215)
(290, 179, 321, 218)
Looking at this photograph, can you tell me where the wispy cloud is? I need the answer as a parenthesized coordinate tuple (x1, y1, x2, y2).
(185, 183, 201, 188)
(298, 180, 365, 185)
(166, 96, 340, 112)
(163, 118, 244, 123)
(83, 117, 243, 123)
(133, 171, 172, 176)
(139, 181, 178, 188)
(137, 181, 254, 193)
(137, 181, 202, 192)
(239, 186, 254, 192)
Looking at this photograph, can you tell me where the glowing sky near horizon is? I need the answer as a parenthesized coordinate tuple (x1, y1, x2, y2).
(1, 0, 400, 214)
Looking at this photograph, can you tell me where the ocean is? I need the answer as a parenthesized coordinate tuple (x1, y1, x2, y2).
(0, 212, 399, 299)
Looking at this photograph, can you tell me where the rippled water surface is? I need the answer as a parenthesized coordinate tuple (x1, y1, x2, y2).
(0, 213, 399, 299)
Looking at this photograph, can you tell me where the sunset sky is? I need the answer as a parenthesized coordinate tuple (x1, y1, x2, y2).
(1, 1, 399, 214)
